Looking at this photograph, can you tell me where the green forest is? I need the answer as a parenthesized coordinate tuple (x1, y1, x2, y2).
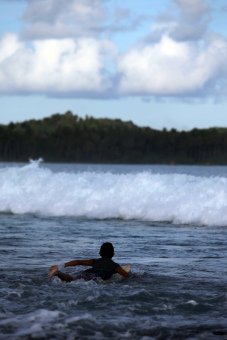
(0, 111, 227, 164)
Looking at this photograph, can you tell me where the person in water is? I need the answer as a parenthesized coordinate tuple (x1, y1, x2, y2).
(48, 242, 130, 283)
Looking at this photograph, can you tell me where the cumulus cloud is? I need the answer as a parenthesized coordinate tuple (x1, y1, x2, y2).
(0, 33, 117, 96)
(1, 0, 227, 99)
(20, 0, 145, 40)
(173, 0, 210, 21)
(20, 0, 108, 39)
(117, 34, 227, 97)
(171, 0, 211, 41)
(116, 0, 227, 98)
(146, 0, 211, 43)
(148, 0, 210, 43)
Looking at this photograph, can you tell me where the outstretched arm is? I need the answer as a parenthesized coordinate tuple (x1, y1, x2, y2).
(48, 259, 93, 278)
(115, 266, 130, 278)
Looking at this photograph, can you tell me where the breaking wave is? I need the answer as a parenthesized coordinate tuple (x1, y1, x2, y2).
(0, 160, 227, 226)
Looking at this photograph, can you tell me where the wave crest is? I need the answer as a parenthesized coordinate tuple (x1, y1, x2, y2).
(0, 161, 227, 226)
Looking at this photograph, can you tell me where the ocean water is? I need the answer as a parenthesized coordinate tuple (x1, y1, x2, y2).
(0, 161, 227, 340)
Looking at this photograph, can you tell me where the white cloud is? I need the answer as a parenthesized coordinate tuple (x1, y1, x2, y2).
(173, 0, 210, 21)
(20, 0, 147, 40)
(0, 33, 23, 63)
(21, 0, 108, 39)
(0, 0, 227, 100)
(171, 0, 211, 41)
(147, 0, 211, 42)
(22, 0, 107, 24)
(115, 0, 227, 98)
(0, 33, 117, 95)
(117, 34, 227, 97)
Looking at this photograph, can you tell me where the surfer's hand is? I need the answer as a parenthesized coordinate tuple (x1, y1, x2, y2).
(48, 265, 58, 278)
(49, 265, 58, 272)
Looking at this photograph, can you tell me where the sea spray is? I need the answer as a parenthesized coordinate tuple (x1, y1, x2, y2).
(0, 160, 227, 226)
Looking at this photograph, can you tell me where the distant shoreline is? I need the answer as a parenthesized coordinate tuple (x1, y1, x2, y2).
(1, 111, 227, 165)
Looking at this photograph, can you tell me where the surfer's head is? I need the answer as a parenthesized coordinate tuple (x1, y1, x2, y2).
(100, 242, 114, 258)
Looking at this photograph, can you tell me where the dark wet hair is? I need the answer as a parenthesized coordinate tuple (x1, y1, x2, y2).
(100, 242, 114, 258)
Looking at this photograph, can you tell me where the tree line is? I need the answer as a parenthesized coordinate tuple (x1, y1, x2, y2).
(0, 111, 227, 164)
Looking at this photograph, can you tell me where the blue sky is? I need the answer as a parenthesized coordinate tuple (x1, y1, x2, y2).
(0, 0, 227, 131)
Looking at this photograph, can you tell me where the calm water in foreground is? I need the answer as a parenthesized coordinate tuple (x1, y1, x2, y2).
(0, 162, 227, 340)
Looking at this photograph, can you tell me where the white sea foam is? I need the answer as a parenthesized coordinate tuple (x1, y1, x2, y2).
(0, 160, 227, 226)
(186, 300, 198, 306)
(14, 309, 64, 337)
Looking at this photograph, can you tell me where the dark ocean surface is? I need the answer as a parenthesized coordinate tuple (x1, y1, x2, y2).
(0, 161, 227, 339)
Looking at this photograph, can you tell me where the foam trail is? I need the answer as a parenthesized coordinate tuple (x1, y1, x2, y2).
(0, 161, 227, 226)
